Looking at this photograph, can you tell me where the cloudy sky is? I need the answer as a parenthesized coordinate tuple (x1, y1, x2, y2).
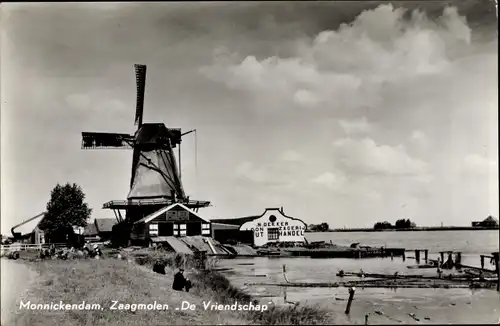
(1, 1, 498, 231)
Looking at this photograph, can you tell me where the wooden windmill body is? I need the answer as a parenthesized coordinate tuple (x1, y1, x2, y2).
(81, 64, 210, 225)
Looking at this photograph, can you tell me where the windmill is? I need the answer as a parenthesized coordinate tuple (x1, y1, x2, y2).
(81, 64, 210, 224)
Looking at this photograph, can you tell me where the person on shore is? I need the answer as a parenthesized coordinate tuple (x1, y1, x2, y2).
(153, 260, 166, 275)
(172, 268, 191, 292)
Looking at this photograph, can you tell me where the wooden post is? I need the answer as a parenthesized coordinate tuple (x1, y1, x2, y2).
(492, 252, 499, 291)
(415, 250, 420, 263)
(455, 252, 462, 268)
(345, 287, 356, 314)
(391, 252, 394, 261)
(440, 252, 444, 264)
(480, 255, 485, 269)
(424, 249, 428, 263)
(283, 264, 290, 283)
(402, 250, 406, 262)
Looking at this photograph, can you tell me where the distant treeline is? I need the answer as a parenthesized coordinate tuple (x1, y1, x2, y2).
(307, 223, 330, 232)
(331, 226, 498, 232)
(373, 219, 416, 230)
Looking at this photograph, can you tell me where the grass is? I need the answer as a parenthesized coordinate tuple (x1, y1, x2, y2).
(133, 250, 331, 325)
(8, 249, 331, 325)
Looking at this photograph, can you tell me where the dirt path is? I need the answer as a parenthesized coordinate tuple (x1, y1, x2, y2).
(1, 259, 38, 326)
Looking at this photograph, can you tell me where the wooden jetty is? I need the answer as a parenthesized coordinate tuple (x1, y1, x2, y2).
(282, 246, 405, 259)
(244, 280, 495, 289)
(260, 264, 499, 290)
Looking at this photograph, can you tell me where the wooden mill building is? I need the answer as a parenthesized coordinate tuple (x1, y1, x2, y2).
(131, 203, 211, 246)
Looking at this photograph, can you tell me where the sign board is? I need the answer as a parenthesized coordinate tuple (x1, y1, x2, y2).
(166, 210, 189, 221)
(239, 208, 307, 247)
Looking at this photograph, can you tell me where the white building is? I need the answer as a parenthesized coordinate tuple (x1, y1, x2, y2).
(239, 208, 307, 247)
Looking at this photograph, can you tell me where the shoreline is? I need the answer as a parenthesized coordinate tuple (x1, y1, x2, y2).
(4, 249, 499, 325)
(3, 251, 331, 325)
(308, 227, 499, 233)
(218, 256, 500, 325)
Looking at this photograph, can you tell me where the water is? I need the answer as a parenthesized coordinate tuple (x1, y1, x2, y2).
(306, 230, 499, 255)
(216, 230, 500, 323)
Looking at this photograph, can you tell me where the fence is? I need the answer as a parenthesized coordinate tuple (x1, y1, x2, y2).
(0, 243, 68, 253)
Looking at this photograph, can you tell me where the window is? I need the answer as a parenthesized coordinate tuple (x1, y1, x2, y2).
(202, 223, 210, 235)
(268, 228, 279, 241)
(149, 224, 159, 236)
(178, 211, 189, 219)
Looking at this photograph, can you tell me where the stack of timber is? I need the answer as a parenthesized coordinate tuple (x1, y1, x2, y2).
(222, 244, 258, 256)
(157, 236, 258, 257)
(246, 270, 498, 289)
(157, 237, 193, 254)
(157, 236, 230, 255)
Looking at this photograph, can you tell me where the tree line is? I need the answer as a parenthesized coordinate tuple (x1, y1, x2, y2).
(373, 219, 416, 230)
(308, 223, 330, 232)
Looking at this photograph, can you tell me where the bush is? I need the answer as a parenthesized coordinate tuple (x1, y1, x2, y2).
(374, 221, 393, 230)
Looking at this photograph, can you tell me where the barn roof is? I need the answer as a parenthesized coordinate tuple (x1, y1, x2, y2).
(11, 212, 46, 236)
(483, 216, 498, 223)
(211, 222, 240, 230)
(210, 216, 259, 226)
(135, 203, 211, 224)
(83, 223, 98, 236)
(95, 218, 117, 233)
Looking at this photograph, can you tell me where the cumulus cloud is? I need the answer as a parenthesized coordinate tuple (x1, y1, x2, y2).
(410, 130, 426, 142)
(281, 150, 302, 162)
(201, 4, 476, 114)
(338, 117, 371, 135)
(461, 153, 498, 175)
(205, 3, 497, 225)
(332, 137, 427, 176)
(311, 171, 344, 189)
(234, 161, 297, 188)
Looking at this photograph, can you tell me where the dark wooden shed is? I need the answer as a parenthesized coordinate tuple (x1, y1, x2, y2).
(131, 203, 211, 245)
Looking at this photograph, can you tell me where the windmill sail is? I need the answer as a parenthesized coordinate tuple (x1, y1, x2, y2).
(134, 64, 147, 127)
(81, 132, 134, 149)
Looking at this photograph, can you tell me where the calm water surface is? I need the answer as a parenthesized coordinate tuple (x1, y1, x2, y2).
(217, 230, 500, 318)
(307, 230, 499, 255)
